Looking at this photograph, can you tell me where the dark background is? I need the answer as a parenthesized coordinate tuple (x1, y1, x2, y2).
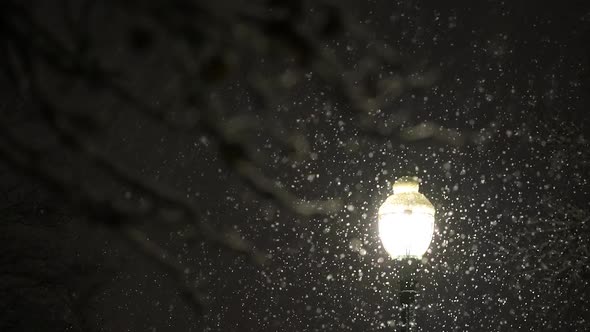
(1, 0, 590, 331)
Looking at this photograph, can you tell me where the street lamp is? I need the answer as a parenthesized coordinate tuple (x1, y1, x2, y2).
(378, 176, 435, 331)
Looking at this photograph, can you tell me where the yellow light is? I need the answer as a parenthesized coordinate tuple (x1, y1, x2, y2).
(378, 177, 435, 259)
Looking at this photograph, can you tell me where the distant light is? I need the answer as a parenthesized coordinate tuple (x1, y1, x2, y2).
(378, 176, 435, 259)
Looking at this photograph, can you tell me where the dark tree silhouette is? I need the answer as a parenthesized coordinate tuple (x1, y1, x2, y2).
(0, 0, 468, 327)
(3, 1, 579, 331)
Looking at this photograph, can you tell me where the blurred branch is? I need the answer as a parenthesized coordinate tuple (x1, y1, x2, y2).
(122, 226, 205, 316)
(0, 120, 151, 226)
(0, 118, 265, 317)
(399, 122, 465, 146)
(0, 0, 458, 323)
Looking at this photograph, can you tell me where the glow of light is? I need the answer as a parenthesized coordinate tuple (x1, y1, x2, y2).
(378, 177, 435, 259)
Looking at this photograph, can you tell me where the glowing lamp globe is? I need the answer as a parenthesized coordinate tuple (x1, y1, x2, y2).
(378, 177, 435, 259)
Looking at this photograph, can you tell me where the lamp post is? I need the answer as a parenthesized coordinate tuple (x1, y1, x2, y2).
(378, 176, 435, 331)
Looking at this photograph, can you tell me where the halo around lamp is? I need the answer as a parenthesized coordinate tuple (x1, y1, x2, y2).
(378, 176, 435, 259)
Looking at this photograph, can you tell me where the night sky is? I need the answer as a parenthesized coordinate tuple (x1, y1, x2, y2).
(2, 0, 590, 331)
